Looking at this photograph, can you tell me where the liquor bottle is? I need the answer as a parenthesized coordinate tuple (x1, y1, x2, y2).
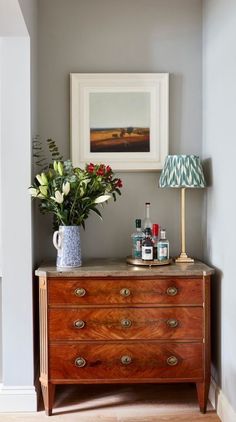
(143, 202, 152, 231)
(152, 224, 159, 260)
(131, 219, 144, 259)
(142, 228, 153, 261)
(157, 228, 169, 261)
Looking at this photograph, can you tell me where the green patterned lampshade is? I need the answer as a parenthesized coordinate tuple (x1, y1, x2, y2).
(159, 155, 206, 188)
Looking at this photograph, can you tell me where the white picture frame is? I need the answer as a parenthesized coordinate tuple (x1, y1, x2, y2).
(70, 73, 169, 171)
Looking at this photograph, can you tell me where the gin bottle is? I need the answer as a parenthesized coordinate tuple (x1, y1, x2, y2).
(131, 219, 144, 259)
(157, 228, 169, 261)
(143, 202, 152, 232)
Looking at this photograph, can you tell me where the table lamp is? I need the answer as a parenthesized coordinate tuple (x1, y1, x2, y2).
(159, 155, 206, 263)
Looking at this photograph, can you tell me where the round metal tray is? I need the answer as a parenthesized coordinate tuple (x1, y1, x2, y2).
(126, 256, 172, 266)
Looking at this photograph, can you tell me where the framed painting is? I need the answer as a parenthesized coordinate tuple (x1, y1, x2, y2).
(70, 73, 169, 171)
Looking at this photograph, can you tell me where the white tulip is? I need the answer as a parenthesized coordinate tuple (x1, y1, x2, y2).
(29, 187, 39, 197)
(62, 181, 70, 196)
(94, 194, 111, 204)
(36, 172, 48, 185)
(51, 190, 64, 204)
(58, 162, 64, 176)
(39, 185, 48, 197)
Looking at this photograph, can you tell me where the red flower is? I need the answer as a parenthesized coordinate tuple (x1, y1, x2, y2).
(96, 164, 105, 176)
(115, 179, 123, 188)
(87, 163, 95, 173)
(106, 165, 112, 174)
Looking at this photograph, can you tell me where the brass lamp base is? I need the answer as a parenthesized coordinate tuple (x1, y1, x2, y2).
(175, 252, 194, 263)
(175, 188, 195, 264)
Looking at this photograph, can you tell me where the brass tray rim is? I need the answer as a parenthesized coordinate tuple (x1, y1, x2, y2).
(126, 256, 172, 267)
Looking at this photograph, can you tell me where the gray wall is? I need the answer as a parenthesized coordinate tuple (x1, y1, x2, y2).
(203, 0, 236, 413)
(38, 0, 203, 262)
(18, 0, 38, 138)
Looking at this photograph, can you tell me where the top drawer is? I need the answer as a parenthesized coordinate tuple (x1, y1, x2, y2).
(48, 277, 203, 306)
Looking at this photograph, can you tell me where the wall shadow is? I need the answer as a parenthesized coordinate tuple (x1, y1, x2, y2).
(202, 157, 222, 388)
(210, 266, 222, 388)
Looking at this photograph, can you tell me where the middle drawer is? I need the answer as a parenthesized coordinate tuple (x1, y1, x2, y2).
(49, 307, 203, 341)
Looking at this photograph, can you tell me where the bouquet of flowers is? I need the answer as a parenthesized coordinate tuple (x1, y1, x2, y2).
(29, 159, 122, 228)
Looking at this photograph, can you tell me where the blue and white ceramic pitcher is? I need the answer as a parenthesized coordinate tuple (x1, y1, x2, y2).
(53, 225, 82, 268)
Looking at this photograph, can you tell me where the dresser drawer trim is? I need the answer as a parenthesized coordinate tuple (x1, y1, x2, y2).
(49, 342, 204, 382)
(49, 307, 203, 341)
(48, 277, 204, 306)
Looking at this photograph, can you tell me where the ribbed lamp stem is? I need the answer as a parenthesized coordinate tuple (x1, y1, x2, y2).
(175, 188, 194, 263)
(181, 188, 186, 254)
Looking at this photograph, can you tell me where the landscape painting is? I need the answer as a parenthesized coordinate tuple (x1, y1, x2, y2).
(89, 92, 150, 153)
(71, 73, 169, 170)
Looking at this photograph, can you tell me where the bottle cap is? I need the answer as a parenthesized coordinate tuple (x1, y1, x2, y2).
(145, 202, 150, 205)
(152, 224, 159, 236)
(144, 227, 152, 235)
(160, 228, 166, 238)
(135, 219, 141, 228)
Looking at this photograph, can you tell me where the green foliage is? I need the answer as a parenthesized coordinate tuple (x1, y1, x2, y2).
(32, 136, 63, 171)
(29, 159, 123, 228)
(47, 138, 63, 162)
(32, 135, 48, 170)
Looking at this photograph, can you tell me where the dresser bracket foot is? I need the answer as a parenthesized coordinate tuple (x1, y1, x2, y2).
(196, 381, 209, 413)
(41, 383, 55, 416)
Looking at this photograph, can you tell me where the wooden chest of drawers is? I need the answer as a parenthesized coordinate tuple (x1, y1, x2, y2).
(36, 259, 214, 416)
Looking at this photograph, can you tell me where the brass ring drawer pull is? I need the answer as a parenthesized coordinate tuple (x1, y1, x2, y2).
(167, 318, 179, 328)
(121, 318, 132, 328)
(121, 355, 132, 365)
(120, 288, 131, 297)
(74, 287, 86, 297)
(74, 319, 85, 329)
(166, 286, 178, 296)
(167, 356, 178, 366)
(75, 357, 86, 367)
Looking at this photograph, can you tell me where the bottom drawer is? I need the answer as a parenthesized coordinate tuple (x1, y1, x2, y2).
(49, 342, 203, 381)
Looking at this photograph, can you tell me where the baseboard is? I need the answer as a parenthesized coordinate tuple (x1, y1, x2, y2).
(209, 378, 236, 422)
(0, 384, 37, 412)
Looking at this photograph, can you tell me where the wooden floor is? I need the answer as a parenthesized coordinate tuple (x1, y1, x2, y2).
(0, 384, 221, 421)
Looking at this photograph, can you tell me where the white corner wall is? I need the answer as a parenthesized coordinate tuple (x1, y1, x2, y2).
(0, 0, 37, 412)
(0, 38, 2, 383)
(203, 0, 236, 420)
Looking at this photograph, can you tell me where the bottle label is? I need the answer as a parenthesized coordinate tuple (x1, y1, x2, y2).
(158, 242, 169, 261)
(132, 237, 143, 259)
(142, 246, 153, 260)
(136, 240, 142, 250)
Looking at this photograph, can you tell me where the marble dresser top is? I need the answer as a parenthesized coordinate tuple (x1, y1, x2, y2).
(35, 258, 214, 278)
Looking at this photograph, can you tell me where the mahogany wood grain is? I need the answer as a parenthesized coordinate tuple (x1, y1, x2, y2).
(48, 277, 203, 306)
(197, 275, 211, 413)
(49, 342, 204, 381)
(37, 263, 213, 416)
(196, 381, 210, 414)
(49, 307, 203, 341)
